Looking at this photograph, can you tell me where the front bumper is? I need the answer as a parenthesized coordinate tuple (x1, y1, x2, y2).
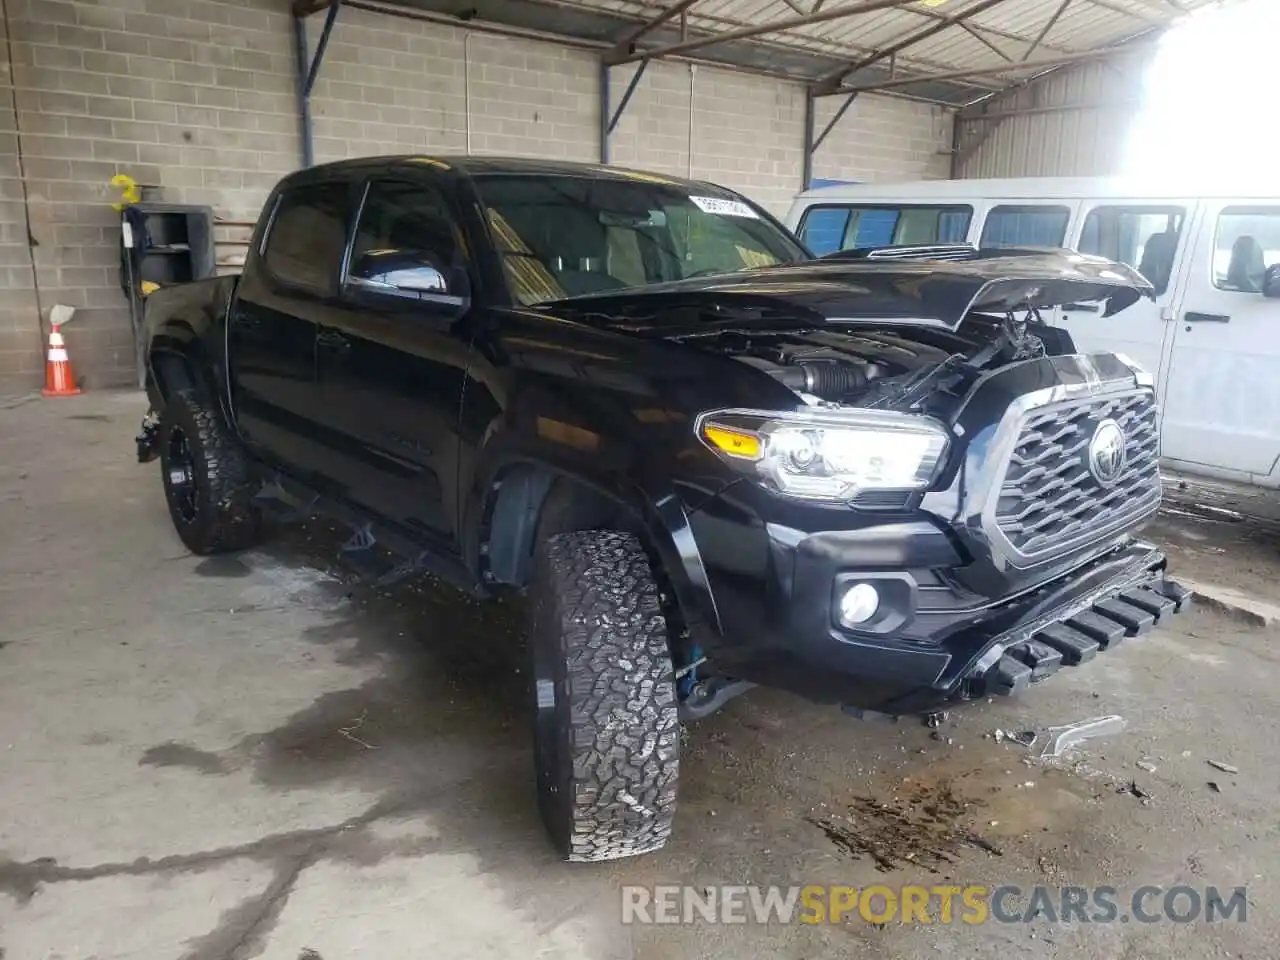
(682, 485, 1188, 714)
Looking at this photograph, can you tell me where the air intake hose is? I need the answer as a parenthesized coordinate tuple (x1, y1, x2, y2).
(770, 362, 868, 400)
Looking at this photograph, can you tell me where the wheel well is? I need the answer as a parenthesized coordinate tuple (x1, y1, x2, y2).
(151, 349, 197, 400)
(484, 467, 637, 588)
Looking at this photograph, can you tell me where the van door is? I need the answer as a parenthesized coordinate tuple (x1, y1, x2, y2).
(1160, 201, 1280, 479)
(1062, 201, 1191, 383)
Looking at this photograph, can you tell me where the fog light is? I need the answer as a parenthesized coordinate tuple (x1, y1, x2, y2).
(839, 583, 880, 626)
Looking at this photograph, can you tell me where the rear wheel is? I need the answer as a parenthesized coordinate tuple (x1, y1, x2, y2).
(528, 530, 680, 861)
(158, 387, 260, 555)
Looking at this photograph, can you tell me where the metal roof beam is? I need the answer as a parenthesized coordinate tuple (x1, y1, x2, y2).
(1022, 0, 1072, 61)
(905, 5, 1073, 55)
(814, 0, 1013, 94)
(958, 20, 1012, 61)
(604, 0, 922, 66)
(829, 39, 1154, 92)
(611, 0, 702, 56)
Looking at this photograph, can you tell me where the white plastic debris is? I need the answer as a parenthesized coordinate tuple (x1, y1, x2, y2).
(1039, 715, 1126, 759)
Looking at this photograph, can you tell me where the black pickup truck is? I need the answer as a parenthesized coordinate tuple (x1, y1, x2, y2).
(137, 155, 1188, 862)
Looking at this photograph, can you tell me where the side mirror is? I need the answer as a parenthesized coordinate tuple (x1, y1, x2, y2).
(347, 248, 470, 313)
(1263, 264, 1280, 299)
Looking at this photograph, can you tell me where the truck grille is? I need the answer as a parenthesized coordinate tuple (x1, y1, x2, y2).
(995, 390, 1160, 559)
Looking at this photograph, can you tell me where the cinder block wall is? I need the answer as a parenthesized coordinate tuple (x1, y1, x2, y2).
(0, 0, 952, 389)
(5, 0, 298, 387)
(0, 7, 41, 382)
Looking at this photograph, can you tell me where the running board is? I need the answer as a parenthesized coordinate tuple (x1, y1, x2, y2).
(340, 523, 438, 589)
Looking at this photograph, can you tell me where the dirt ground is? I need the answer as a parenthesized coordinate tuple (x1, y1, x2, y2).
(1, 390, 1277, 959)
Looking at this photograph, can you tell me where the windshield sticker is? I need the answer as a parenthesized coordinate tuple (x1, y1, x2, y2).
(690, 196, 759, 219)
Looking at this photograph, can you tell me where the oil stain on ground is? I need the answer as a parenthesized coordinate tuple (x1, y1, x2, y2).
(809, 779, 1002, 873)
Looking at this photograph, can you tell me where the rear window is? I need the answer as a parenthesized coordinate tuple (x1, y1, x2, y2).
(980, 204, 1071, 248)
(797, 204, 972, 256)
(261, 181, 349, 294)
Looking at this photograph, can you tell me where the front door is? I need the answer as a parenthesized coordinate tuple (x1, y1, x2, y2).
(1060, 201, 1191, 387)
(315, 176, 475, 552)
(228, 179, 351, 477)
(1160, 201, 1280, 479)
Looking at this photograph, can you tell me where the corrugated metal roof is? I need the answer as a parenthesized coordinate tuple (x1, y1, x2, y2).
(380, 0, 1229, 104)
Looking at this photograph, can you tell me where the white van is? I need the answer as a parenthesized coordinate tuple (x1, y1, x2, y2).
(785, 178, 1280, 490)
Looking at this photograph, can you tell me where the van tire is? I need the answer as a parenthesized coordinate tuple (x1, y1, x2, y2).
(158, 387, 261, 555)
(528, 530, 679, 862)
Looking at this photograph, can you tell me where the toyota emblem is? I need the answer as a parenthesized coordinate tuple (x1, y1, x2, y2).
(1087, 419, 1127, 485)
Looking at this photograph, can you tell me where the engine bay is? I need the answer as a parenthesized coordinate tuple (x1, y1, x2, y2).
(715, 310, 1072, 412)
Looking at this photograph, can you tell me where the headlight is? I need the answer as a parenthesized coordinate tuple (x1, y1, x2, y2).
(696, 408, 950, 502)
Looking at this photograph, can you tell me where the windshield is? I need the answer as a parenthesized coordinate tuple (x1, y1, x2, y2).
(472, 174, 807, 305)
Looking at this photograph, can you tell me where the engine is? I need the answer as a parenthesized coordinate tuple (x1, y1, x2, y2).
(723, 333, 916, 404)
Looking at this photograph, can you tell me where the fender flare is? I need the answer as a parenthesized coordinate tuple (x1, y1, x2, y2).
(464, 441, 721, 638)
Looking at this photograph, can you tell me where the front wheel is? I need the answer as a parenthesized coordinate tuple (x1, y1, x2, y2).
(158, 387, 260, 555)
(528, 530, 680, 861)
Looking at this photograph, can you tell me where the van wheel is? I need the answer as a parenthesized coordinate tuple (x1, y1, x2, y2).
(158, 387, 260, 555)
(528, 530, 679, 862)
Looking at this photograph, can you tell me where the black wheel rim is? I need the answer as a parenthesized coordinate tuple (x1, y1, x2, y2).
(166, 426, 198, 523)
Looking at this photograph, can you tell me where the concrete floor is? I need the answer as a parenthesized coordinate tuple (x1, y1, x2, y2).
(2, 389, 1278, 960)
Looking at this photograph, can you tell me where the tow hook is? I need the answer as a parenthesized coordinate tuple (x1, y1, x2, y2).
(136, 411, 160, 463)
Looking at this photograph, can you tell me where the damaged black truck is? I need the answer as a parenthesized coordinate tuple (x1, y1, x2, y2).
(137, 156, 1189, 862)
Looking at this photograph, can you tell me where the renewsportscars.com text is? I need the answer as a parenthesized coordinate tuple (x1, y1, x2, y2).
(621, 884, 1248, 925)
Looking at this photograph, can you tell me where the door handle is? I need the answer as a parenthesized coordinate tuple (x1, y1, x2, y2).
(1062, 302, 1100, 313)
(316, 329, 351, 353)
(1184, 311, 1231, 323)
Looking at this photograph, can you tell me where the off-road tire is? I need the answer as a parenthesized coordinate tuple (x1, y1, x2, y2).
(529, 530, 679, 862)
(158, 387, 260, 555)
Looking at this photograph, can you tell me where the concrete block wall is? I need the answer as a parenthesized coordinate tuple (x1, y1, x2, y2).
(0, 0, 954, 389)
(813, 93, 952, 184)
(0, 6, 41, 382)
(608, 60, 950, 217)
(4, 0, 299, 386)
(308, 8, 599, 163)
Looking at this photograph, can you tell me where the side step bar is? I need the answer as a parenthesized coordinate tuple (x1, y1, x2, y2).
(982, 579, 1191, 697)
(250, 474, 485, 597)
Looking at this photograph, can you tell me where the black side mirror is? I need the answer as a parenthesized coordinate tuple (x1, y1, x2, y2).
(1263, 264, 1280, 299)
(348, 248, 470, 313)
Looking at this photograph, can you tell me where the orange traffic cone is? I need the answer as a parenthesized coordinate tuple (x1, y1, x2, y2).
(42, 304, 81, 397)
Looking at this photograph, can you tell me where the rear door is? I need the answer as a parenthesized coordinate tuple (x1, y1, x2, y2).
(1063, 201, 1191, 383)
(228, 179, 351, 475)
(1159, 201, 1280, 478)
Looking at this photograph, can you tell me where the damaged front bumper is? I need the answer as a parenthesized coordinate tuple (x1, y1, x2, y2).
(880, 545, 1190, 714)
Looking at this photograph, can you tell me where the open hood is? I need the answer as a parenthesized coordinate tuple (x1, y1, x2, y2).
(544, 251, 1155, 333)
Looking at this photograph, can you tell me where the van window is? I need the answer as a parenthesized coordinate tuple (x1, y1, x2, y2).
(1079, 206, 1184, 295)
(797, 204, 971, 255)
(981, 204, 1071, 248)
(1213, 206, 1280, 293)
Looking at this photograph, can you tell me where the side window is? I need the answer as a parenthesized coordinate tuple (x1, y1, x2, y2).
(350, 179, 461, 273)
(1213, 206, 1280, 293)
(797, 204, 972, 255)
(1078, 205, 1185, 295)
(981, 204, 1071, 248)
(262, 182, 349, 293)
(797, 206, 850, 256)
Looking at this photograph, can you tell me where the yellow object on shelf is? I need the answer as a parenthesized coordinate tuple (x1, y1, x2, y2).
(140, 280, 160, 295)
(110, 173, 141, 210)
